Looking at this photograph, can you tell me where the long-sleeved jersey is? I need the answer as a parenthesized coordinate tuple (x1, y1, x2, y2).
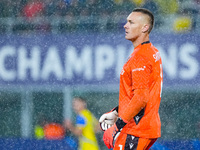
(119, 41, 163, 138)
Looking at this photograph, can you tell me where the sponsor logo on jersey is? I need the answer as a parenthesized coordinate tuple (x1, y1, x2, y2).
(129, 143, 134, 149)
(132, 66, 146, 72)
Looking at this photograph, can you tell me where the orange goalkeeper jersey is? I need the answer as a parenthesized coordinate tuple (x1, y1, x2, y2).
(118, 41, 163, 138)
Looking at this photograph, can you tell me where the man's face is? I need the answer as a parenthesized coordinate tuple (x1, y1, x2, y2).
(124, 12, 147, 42)
(72, 99, 83, 113)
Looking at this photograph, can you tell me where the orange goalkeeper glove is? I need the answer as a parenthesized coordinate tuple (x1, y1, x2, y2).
(103, 117, 127, 149)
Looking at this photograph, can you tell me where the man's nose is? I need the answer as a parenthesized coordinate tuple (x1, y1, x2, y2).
(124, 23, 128, 29)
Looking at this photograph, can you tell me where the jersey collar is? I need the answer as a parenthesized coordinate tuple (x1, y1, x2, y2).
(141, 41, 150, 45)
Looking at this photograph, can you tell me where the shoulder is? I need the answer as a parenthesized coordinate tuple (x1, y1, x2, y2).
(129, 51, 150, 66)
(81, 109, 92, 117)
(135, 43, 160, 63)
(76, 114, 86, 126)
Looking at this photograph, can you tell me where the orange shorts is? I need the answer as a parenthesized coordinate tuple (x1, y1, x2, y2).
(113, 132, 157, 150)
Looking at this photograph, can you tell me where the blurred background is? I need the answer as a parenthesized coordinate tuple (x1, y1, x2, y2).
(0, 0, 200, 149)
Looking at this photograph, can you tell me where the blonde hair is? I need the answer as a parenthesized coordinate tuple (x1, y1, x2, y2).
(133, 8, 154, 33)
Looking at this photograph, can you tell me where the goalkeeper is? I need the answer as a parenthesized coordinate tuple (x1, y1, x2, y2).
(99, 8, 163, 150)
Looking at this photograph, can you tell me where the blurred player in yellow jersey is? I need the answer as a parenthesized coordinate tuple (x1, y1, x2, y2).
(64, 97, 100, 150)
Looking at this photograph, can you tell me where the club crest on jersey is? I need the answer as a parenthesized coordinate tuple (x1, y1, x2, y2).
(153, 52, 161, 62)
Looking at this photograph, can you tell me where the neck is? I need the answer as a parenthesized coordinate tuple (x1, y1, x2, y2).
(132, 34, 149, 48)
(78, 107, 86, 114)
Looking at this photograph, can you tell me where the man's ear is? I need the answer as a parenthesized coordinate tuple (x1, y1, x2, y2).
(142, 24, 150, 33)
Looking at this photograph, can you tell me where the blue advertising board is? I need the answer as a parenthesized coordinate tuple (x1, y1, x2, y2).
(0, 33, 199, 88)
(0, 138, 199, 150)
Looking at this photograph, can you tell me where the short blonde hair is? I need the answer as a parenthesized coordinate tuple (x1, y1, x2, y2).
(133, 8, 154, 33)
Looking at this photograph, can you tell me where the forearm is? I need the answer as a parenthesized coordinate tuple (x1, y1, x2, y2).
(120, 89, 149, 122)
(102, 89, 149, 149)
(68, 126, 82, 137)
